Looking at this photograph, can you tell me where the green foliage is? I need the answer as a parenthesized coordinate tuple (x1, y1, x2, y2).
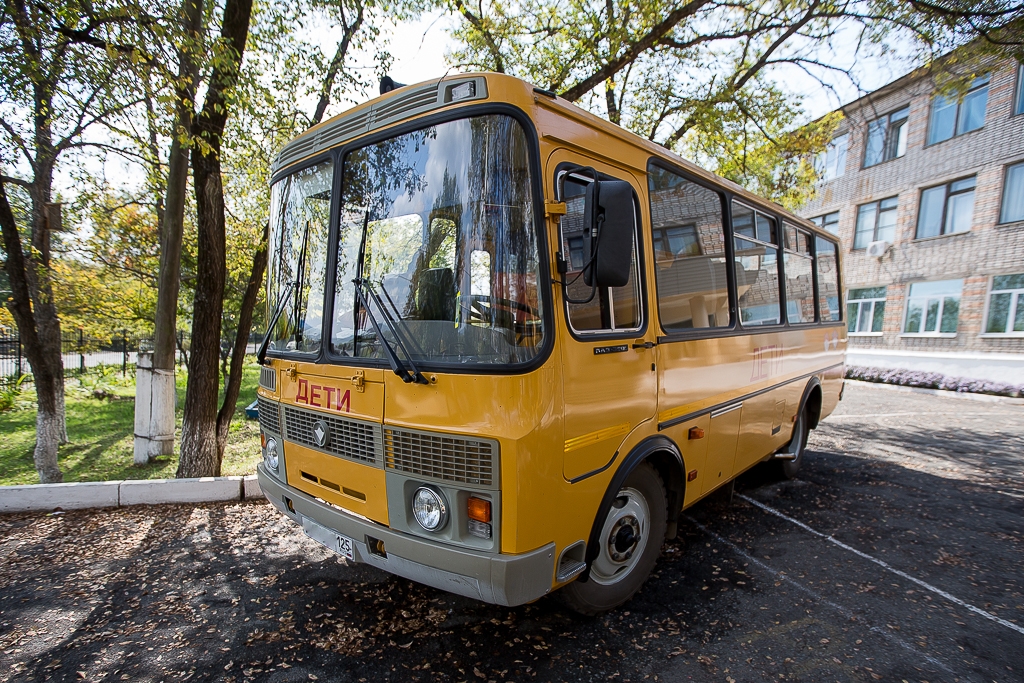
(446, 0, 1024, 207)
(0, 361, 262, 485)
(0, 374, 27, 412)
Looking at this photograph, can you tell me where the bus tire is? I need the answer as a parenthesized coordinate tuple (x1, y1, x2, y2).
(559, 463, 667, 615)
(777, 405, 810, 479)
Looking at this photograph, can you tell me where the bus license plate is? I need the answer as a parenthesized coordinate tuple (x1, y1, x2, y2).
(302, 517, 355, 561)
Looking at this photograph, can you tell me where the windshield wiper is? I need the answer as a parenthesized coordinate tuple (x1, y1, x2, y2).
(353, 277, 428, 385)
(257, 281, 296, 366)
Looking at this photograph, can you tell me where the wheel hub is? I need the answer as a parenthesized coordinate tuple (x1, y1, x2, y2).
(590, 486, 651, 586)
(609, 516, 640, 561)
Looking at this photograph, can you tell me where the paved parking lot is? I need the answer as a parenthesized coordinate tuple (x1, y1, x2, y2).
(1, 381, 1022, 683)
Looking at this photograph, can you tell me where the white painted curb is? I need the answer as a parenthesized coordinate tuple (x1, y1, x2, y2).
(0, 474, 263, 514)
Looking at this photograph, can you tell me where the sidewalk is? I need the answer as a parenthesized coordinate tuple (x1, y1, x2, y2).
(0, 474, 263, 514)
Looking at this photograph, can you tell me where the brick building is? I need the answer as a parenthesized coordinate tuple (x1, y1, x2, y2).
(798, 56, 1024, 384)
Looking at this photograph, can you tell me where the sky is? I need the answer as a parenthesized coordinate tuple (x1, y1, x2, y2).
(80, 9, 925, 206)
(340, 10, 921, 123)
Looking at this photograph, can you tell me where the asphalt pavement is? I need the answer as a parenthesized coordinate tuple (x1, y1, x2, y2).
(1, 381, 1022, 683)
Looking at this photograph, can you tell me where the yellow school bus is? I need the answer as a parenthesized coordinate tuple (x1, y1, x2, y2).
(255, 73, 845, 614)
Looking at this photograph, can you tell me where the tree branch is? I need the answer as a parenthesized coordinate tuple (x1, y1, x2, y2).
(559, 0, 714, 102)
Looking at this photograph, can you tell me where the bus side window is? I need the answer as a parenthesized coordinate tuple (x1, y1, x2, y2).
(559, 172, 642, 333)
(732, 202, 782, 327)
(783, 222, 815, 324)
(647, 166, 731, 331)
(815, 237, 841, 321)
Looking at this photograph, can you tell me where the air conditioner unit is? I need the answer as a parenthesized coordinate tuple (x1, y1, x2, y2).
(866, 240, 890, 259)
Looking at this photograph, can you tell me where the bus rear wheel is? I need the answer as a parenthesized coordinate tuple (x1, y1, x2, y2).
(559, 462, 667, 615)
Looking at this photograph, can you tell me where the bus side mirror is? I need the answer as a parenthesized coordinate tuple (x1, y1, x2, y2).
(583, 180, 634, 288)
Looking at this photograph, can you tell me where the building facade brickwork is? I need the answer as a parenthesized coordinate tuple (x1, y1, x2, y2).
(798, 56, 1024, 381)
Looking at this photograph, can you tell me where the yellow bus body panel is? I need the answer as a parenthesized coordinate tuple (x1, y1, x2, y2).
(285, 441, 390, 525)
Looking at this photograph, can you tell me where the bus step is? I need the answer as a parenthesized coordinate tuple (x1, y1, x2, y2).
(557, 559, 587, 583)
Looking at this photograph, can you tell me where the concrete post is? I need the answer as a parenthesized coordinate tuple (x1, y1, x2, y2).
(134, 352, 176, 464)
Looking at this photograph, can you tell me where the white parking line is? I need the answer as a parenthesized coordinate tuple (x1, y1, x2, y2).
(737, 493, 1024, 638)
(826, 412, 995, 420)
(685, 515, 961, 679)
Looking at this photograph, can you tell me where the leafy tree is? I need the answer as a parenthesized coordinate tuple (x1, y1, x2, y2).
(1, 0, 149, 482)
(447, 0, 1024, 205)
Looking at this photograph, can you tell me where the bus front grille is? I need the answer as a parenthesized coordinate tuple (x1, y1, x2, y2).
(383, 427, 498, 488)
(257, 396, 281, 434)
(282, 406, 383, 467)
(259, 366, 276, 391)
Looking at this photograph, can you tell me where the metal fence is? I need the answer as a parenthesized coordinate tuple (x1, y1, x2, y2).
(0, 329, 192, 387)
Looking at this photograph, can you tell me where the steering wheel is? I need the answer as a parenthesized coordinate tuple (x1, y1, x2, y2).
(468, 294, 540, 323)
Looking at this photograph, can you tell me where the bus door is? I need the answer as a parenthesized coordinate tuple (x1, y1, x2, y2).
(551, 153, 658, 482)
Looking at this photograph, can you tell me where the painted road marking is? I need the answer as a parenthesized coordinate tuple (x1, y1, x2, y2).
(685, 516, 961, 679)
(737, 493, 1024, 638)
(827, 412, 996, 420)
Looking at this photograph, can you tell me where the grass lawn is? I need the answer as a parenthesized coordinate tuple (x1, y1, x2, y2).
(0, 362, 262, 486)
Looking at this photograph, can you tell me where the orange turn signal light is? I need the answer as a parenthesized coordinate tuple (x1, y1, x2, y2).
(467, 497, 491, 523)
(688, 426, 705, 440)
(261, 433, 267, 448)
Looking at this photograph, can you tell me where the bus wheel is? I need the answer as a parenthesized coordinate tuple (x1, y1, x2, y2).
(777, 406, 810, 479)
(559, 463, 667, 615)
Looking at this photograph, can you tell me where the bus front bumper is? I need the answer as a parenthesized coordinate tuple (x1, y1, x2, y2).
(257, 465, 556, 606)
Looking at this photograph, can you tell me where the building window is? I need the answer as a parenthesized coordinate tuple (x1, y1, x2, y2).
(903, 280, 962, 335)
(916, 177, 976, 238)
(1001, 161, 1024, 224)
(810, 211, 839, 235)
(847, 287, 886, 334)
(1016, 64, 1024, 116)
(985, 274, 1024, 334)
(653, 225, 701, 261)
(927, 75, 989, 145)
(864, 107, 909, 167)
(815, 133, 849, 181)
(854, 197, 898, 249)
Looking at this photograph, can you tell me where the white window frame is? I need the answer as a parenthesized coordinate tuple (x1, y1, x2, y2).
(1015, 63, 1024, 117)
(815, 133, 849, 182)
(854, 197, 898, 249)
(901, 279, 963, 337)
(810, 211, 839, 235)
(915, 176, 976, 239)
(999, 160, 1024, 225)
(864, 107, 909, 168)
(847, 287, 887, 336)
(927, 75, 990, 145)
(980, 273, 1024, 337)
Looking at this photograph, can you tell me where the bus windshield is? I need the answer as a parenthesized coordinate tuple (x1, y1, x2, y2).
(330, 114, 545, 367)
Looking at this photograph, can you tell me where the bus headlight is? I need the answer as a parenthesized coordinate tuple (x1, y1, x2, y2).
(265, 437, 279, 471)
(412, 486, 448, 531)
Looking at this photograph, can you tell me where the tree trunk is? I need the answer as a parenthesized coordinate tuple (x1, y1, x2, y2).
(0, 179, 65, 483)
(178, 148, 226, 477)
(215, 223, 268, 459)
(153, 0, 203, 372)
(177, 0, 254, 479)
